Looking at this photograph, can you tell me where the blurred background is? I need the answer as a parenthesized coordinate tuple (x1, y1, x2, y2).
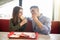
(0, 0, 60, 21)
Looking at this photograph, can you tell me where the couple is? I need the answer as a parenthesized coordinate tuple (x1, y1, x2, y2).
(9, 6, 51, 35)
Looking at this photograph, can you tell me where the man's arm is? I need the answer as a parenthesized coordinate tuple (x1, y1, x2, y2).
(33, 17, 43, 28)
(32, 16, 51, 34)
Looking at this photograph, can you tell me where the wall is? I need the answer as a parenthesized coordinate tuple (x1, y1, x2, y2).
(0, 0, 60, 21)
(54, 0, 60, 21)
(22, 0, 53, 20)
(0, 0, 19, 19)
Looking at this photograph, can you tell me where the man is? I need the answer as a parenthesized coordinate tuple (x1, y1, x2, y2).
(30, 6, 51, 35)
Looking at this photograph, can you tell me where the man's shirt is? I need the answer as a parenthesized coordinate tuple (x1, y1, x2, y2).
(32, 14, 51, 35)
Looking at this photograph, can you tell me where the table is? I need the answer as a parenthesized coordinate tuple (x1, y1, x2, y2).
(0, 32, 60, 40)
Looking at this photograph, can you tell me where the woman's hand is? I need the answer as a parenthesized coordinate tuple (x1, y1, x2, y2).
(20, 17, 27, 27)
(20, 15, 25, 20)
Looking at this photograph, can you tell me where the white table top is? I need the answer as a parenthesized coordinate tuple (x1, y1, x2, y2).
(0, 32, 60, 40)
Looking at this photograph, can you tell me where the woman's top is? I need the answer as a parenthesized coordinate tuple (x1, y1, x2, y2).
(9, 19, 27, 32)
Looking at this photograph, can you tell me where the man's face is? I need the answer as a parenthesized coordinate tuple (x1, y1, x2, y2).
(30, 8, 39, 16)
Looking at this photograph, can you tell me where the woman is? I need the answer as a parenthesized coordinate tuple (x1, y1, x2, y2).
(9, 6, 27, 32)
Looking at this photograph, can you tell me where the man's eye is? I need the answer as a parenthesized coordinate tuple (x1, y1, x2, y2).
(19, 12, 21, 13)
(31, 10, 35, 12)
(32, 10, 34, 11)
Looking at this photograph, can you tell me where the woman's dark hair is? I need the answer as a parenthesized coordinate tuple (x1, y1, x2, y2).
(12, 6, 23, 26)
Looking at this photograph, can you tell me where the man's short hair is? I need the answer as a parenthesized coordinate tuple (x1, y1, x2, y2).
(30, 6, 39, 9)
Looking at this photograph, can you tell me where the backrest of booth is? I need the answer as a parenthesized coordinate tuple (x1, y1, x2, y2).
(0, 19, 33, 32)
(51, 21, 60, 34)
(0, 19, 60, 34)
(0, 19, 9, 31)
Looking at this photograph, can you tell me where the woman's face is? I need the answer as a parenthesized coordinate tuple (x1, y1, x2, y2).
(18, 9, 23, 18)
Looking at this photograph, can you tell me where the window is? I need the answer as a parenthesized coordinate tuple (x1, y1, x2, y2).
(22, 0, 53, 20)
(0, 0, 19, 19)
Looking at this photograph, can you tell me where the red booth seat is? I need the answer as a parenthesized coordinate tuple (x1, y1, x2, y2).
(51, 21, 60, 34)
(0, 19, 60, 34)
(0, 19, 9, 31)
(0, 19, 33, 32)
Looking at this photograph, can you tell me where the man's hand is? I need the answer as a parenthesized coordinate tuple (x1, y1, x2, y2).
(32, 14, 43, 29)
(32, 13, 38, 22)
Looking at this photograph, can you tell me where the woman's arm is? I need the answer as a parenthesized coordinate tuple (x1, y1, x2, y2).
(20, 16, 27, 27)
(20, 18, 27, 27)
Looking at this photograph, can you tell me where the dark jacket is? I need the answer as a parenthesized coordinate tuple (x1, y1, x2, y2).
(9, 19, 27, 32)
